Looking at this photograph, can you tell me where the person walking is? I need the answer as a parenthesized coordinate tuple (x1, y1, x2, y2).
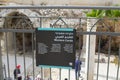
(25, 75, 32, 80)
(13, 64, 22, 80)
(75, 57, 82, 80)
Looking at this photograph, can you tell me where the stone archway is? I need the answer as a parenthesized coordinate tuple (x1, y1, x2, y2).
(3, 11, 34, 54)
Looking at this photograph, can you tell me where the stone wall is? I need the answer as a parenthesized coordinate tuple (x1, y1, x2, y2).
(1, 0, 119, 6)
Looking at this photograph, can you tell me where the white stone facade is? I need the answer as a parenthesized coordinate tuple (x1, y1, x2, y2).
(0, 0, 119, 6)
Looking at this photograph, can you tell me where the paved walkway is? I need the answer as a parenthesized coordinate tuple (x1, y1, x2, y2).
(2, 53, 120, 80)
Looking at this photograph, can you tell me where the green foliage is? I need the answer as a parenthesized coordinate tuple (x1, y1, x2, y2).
(111, 10, 120, 17)
(86, 9, 120, 18)
(86, 9, 104, 18)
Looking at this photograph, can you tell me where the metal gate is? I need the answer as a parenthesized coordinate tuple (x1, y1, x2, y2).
(0, 6, 120, 80)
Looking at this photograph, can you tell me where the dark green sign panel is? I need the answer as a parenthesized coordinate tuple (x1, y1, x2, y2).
(36, 28, 76, 69)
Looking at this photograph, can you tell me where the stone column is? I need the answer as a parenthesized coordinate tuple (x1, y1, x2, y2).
(85, 18, 97, 80)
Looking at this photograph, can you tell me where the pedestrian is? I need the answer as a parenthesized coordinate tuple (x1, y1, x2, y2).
(75, 57, 82, 80)
(13, 64, 22, 80)
(25, 75, 32, 80)
(35, 74, 42, 80)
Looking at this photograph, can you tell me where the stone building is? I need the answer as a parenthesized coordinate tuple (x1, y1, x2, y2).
(0, 0, 118, 6)
(0, 0, 120, 54)
(0, 2, 85, 53)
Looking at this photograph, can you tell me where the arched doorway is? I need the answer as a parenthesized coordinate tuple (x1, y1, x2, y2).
(3, 11, 34, 54)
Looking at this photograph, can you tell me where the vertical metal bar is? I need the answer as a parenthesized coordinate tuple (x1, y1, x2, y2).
(59, 68, 61, 80)
(68, 69, 70, 80)
(116, 44, 120, 80)
(106, 36, 111, 80)
(41, 67, 43, 79)
(40, 17, 43, 79)
(13, 32, 17, 67)
(79, 18, 82, 28)
(40, 17, 42, 27)
(60, 25, 62, 28)
(4, 64, 7, 79)
(87, 34, 91, 80)
(32, 32, 35, 79)
(50, 24, 52, 28)
(0, 39, 4, 80)
(96, 35, 101, 80)
(23, 32, 26, 78)
(50, 68, 52, 79)
(5, 32, 10, 78)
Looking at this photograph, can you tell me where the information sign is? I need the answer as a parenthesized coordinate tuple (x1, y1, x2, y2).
(36, 28, 76, 69)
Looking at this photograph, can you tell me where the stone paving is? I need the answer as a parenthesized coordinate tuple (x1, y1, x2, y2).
(2, 52, 120, 80)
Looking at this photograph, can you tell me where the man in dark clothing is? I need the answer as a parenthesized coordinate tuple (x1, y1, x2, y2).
(75, 58, 82, 80)
(13, 65, 22, 80)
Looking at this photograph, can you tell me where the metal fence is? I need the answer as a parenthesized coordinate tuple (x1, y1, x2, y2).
(0, 6, 120, 80)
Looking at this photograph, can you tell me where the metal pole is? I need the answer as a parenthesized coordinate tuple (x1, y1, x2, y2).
(116, 44, 120, 80)
(68, 69, 70, 80)
(0, 39, 4, 80)
(4, 64, 7, 79)
(59, 68, 61, 80)
(0, 6, 120, 10)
